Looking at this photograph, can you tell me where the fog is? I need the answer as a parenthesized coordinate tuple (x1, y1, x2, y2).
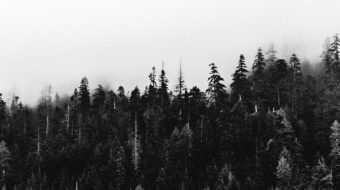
(0, 0, 339, 105)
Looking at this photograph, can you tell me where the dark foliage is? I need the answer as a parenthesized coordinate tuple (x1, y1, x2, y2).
(1, 35, 340, 190)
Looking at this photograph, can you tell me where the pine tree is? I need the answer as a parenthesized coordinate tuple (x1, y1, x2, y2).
(117, 86, 128, 111)
(175, 62, 185, 98)
(106, 90, 117, 113)
(69, 88, 79, 135)
(0, 141, 11, 185)
(180, 122, 193, 146)
(268, 59, 290, 107)
(289, 54, 302, 83)
(231, 54, 250, 102)
(206, 63, 226, 104)
(76, 77, 90, 143)
(331, 34, 340, 62)
(129, 87, 141, 111)
(9, 96, 19, 117)
(128, 87, 142, 170)
(276, 147, 292, 190)
(322, 37, 333, 78)
(92, 85, 106, 131)
(79, 77, 91, 114)
(252, 47, 266, 80)
(166, 127, 182, 189)
(215, 164, 238, 190)
(54, 92, 61, 107)
(180, 122, 193, 189)
(330, 120, 340, 155)
(37, 85, 53, 137)
(92, 85, 106, 111)
(158, 66, 169, 108)
(330, 34, 340, 80)
(114, 146, 126, 190)
(251, 48, 267, 110)
(329, 120, 340, 189)
(289, 54, 303, 111)
(148, 67, 158, 103)
(266, 44, 277, 66)
(311, 157, 333, 190)
(149, 66, 157, 88)
(188, 86, 206, 126)
(0, 94, 6, 126)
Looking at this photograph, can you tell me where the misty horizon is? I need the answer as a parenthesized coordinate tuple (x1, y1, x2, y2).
(1, 0, 339, 105)
(0, 41, 328, 106)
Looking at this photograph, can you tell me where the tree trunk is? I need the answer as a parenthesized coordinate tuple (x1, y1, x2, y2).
(46, 115, 49, 136)
(37, 128, 40, 155)
(134, 112, 138, 169)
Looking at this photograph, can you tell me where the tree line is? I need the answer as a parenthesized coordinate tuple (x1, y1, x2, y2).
(1, 34, 340, 189)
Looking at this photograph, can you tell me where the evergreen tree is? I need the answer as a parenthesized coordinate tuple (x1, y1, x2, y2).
(77, 77, 91, 143)
(179, 122, 193, 190)
(231, 54, 251, 104)
(268, 59, 290, 107)
(206, 63, 226, 104)
(129, 87, 142, 170)
(289, 54, 303, 111)
(265, 44, 277, 66)
(0, 94, 6, 126)
(252, 47, 266, 80)
(276, 147, 292, 190)
(215, 164, 238, 190)
(331, 34, 340, 62)
(289, 54, 302, 83)
(69, 88, 79, 136)
(251, 48, 267, 111)
(330, 120, 340, 155)
(5, 35, 340, 189)
(311, 158, 333, 190)
(175, 62, 185, 98)
(129, 87, 141, 111)
(92, 85, 106, 111)
(117, 86, 128, 111)
(166, 127, 182, 189)
(322, 37, 333, 79)
(79, 77, 91, 114)
(148, 67, 158, 103)
(54, 92, 61, 107)
(37, 86, 53, 137)
(149, 66, 157, 89)
(330, 34, 340, 80)
(0, 141, 11, 188)
(158, 67, 169, 108)
(114, 146, 126, 190)
(330, 120, 340, 189)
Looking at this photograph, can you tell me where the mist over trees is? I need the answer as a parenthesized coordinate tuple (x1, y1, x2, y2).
(0, 35, 340, 190)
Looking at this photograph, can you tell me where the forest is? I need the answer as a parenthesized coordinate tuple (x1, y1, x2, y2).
(1, 34, 340, 190)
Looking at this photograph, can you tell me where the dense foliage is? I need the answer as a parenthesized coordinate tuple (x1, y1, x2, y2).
(1, 35, 340, 189)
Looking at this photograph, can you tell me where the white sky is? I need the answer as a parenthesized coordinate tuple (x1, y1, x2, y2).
(0, 0, 339, 105)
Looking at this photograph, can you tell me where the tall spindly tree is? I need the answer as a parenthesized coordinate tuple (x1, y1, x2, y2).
(158, 65, 169, 108)
(231, 54, 251, 107)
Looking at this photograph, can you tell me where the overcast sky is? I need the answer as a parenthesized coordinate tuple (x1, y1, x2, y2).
(0, 0, 339, 105)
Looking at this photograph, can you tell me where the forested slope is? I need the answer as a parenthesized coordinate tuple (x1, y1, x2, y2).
(1, 35, 340, 189)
